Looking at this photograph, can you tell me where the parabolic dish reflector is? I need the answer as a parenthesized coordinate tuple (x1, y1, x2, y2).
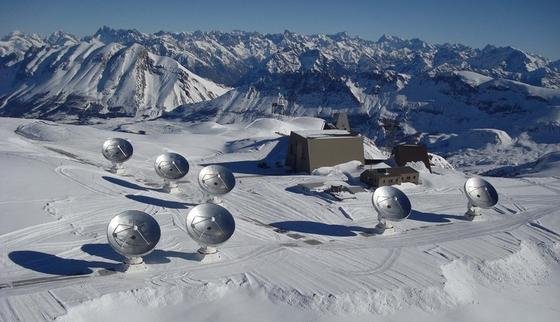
(107, 210, 161, 257)
(198, 165, 236, 195)
(464, 177, 498, 209)
(372, 186, 412, 222)
(102, 138, 133, 163)
(154, 152, 189, 180)
(186, 203, 235, 247)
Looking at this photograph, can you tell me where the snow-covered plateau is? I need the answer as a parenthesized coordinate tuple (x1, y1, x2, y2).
(0, 116, 559, 322)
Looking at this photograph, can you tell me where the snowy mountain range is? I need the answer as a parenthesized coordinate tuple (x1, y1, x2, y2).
(1, 27, 559, 148)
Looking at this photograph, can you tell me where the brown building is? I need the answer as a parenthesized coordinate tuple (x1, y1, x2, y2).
(392, 144, 432, 173)
(360, 166, 419, 187)
(286, 130, 364, 173)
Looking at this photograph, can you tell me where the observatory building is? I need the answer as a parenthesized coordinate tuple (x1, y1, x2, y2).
(392, 144, 432, 173)
(286, 130, 364, 173)
(360, 166, 419, 188)
(324, 112, 351, 131)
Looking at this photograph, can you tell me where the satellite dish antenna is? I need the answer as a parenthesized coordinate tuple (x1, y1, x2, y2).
(107, 210, 161, 271)
(372, 186, 411, 233)
(102, 138, 133, 174)
(464, 177, 498, 219)
(154, 152, 189, 193)
(186, 203, 235, 254)
(198, 165, 236, 203)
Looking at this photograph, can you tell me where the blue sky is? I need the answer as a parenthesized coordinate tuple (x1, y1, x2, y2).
(1, 0, 559, 59)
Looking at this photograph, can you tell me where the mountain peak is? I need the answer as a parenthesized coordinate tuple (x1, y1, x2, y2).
(377, 34, 404, 43)
(330, 31, 349, 39)
(1, 30, 42, 42)
(46, 30, 79, 46)
(376, 34, 431, 51)
(3, 30, 25, 39)
(475, 44, 548, 73)
(0, 30, 45, 59)
(90, 26, 147, 44)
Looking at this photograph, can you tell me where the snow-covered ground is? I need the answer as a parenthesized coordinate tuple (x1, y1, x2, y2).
(0, 116, 559, 322)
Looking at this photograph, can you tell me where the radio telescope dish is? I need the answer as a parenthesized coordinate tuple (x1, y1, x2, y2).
(372, 186, 411, 232)
(102, 138, 133, 173)
(154, 153, 189, 193)
(198, 165, 235, 203)
(464, 177, 498, 218)
(186, 203, 235, 254)
(107, 210, 161, 269)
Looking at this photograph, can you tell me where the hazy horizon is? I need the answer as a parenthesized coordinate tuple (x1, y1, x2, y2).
(2, 0, 559, 60)
(3, 25, 558, 61)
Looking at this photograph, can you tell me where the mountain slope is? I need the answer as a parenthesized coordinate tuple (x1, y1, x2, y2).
(167, 70, 560, 141)
(87, 27, 560, 89)
(0, 39, 229, 119)
(0, 28, 559, 147)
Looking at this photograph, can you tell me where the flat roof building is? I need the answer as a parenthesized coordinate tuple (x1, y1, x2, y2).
(360, 166, 419, 187)
(392, 144, 432, 173)
(286, 130, 364, 173)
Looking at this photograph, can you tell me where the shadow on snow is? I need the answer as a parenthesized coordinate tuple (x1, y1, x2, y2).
(408, 210, 469, 223)
(8, 250, 116, 276)
(8, 244, 200, 276)
(201, 137, 290, 176)
(102, 175, 152, 191)
(125, 194, 195, 208)
(81, 244, 199, 264)
(270, 221, 371, 237)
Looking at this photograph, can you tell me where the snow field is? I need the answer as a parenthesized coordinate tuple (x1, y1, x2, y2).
(0, 117, 559, 321)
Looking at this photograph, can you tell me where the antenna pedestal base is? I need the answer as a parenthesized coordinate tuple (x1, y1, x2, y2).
(163, 180, 181, 194)
(121, 257, 147, 272)
(465, 206, 482, 221)
(373, 222, 395, 235)
(197, 246, 217, 254)
(115, 168, 127, 176)
(202, 193, 223, 204)
(195, 247, 222, 262)
(209, 196, 223, 204)
(109, 161, 126, 175)
(194, 251, 222, 263)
